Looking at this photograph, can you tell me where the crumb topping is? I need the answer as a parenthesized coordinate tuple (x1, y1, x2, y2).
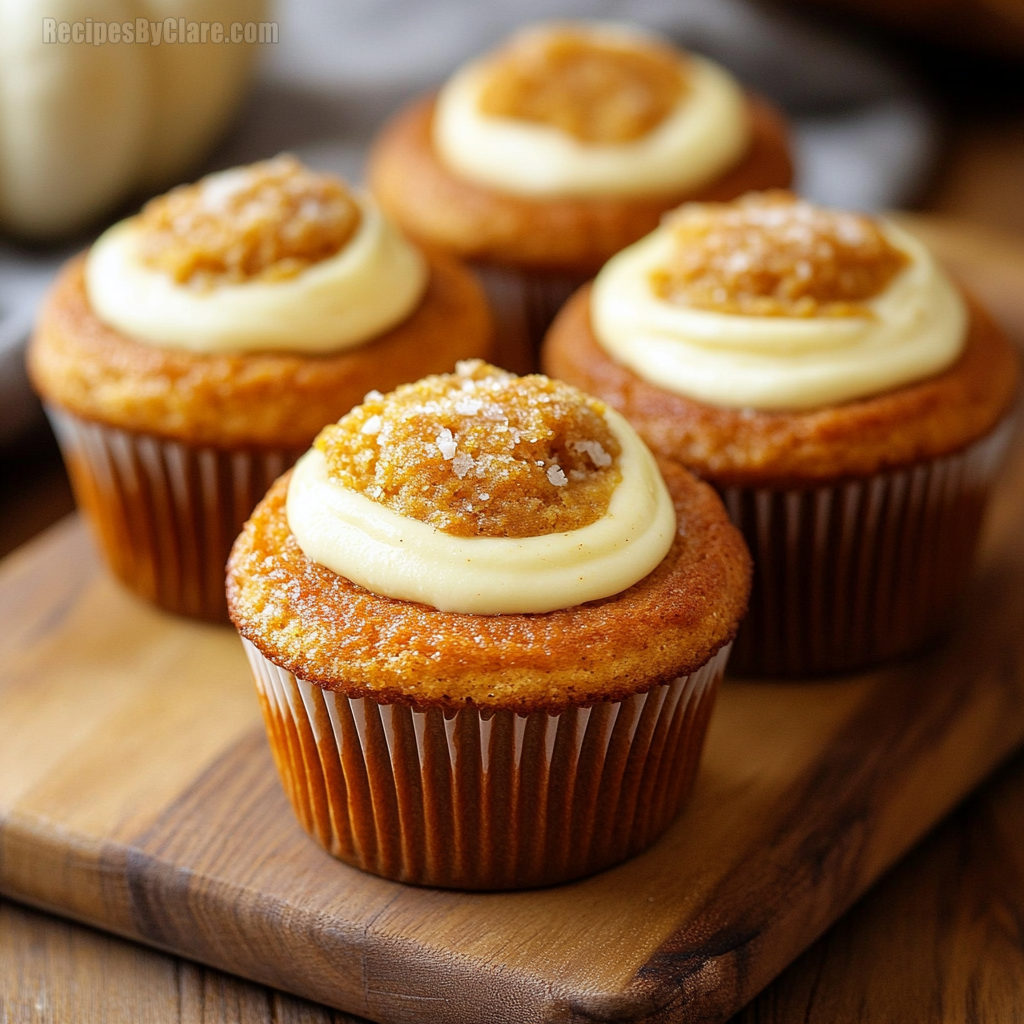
(314, 360, 622, 538)
(136, 155, 362, 288)
(478, 28, 688, 144)
(651, 191, 910, 317)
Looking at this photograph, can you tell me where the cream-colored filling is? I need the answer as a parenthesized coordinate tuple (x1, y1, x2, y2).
(433, 24, 750, 199)
(84, 194, 428, 355)
(285, 407, 676, 614)
(590, 217, 967, 410)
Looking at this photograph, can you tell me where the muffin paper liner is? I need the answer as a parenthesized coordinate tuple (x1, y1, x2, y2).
(723, 417, 1015, 678)
(243, 637, 730, 890)
(472, 264, 589, 374)
(47, 405, 303, 622)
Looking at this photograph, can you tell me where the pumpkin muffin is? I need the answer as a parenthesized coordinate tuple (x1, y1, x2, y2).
(543, 192, 1019, 676)
(227, 361, 751, 889)
(368, 21, 792, 372)
(28, 155, 492, 622)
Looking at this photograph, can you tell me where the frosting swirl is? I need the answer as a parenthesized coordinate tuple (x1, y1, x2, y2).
(591, 193, 968, 410)
(85, 157, 428, 355)
(433, 22, 750, 199)
(286, 362, 676, 614)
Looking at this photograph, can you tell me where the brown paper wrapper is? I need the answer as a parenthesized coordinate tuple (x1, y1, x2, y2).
(47, 405, 303, 622)
(243, 638, 730, 890)
(724, 417, 1015, 677)
(472, 264, 589, 375)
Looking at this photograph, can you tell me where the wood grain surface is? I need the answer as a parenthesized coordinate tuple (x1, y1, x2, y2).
(0, 417, 1022, 1023)
(0, 897, 363, 1024)
(731, 747, 1024, 1024)
(5, 742, 1024, 1024)
(2, 213, 1024, 1024)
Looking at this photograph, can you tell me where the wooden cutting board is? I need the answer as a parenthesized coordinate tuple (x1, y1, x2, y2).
(3, 214, 1024, 1024)
(0, 415, 1021, 1023)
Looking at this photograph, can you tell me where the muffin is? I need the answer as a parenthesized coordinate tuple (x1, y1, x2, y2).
(368, 21, 792, 372)
(227, 361, 751, 889)
(28, 155, 492, 622)
(543, 191, 1019, 676)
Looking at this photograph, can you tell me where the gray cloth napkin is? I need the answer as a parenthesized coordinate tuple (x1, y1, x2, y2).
(0, 0, 935, 446)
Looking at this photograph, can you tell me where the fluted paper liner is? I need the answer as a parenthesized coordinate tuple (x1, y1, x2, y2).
(473, 264, 588, 374)
(724, 417, 1014, 677)
(243, 638, 730, 890)
(47, 406, 303, 622)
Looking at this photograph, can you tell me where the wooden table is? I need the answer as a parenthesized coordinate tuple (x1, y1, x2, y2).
(3, 742, 1022, 1024)
(2, 213, 1023, 1023)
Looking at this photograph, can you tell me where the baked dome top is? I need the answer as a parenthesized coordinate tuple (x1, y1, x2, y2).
(477, 25, 687, 144)
(588, 192, 973, 411)
(136, 155, 362, 288)
(367, 92, 792, 273)
(28, 251, 491, 447)
(227, 458, 751, 712)
(314, 360, 621, 538)
(543, 285, 1018, 484)
(650, 191, 909, 318)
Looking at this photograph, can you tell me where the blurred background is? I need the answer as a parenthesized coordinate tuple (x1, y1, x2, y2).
(1, 1, 1024, 1019)
(2, 0, 1023, 557)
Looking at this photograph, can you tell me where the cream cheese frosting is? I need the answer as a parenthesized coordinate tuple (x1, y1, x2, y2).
(432, 23, 750, 199)
(285, 404, 676, 615)
(85, 191, 428, 355)
(590, 207, 968, 410)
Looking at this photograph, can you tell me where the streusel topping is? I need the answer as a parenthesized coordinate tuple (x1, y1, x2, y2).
(651, 191, 910, 317)
(478, 28, 688, 144)
(136, 156, 362, 288)
(314, 360, 622, 538)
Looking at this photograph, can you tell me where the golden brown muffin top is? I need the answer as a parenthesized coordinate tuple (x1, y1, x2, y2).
(368, 94, 793, 273)
(650, 191, 910, 317)
(227, 460, 751, 712)
(315, 360, 621, 538)
(478, 27, 687, 144)
(136, 155, 361, 288)
(28, 253, 492, 448)
(542, 285, 1019, 485)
